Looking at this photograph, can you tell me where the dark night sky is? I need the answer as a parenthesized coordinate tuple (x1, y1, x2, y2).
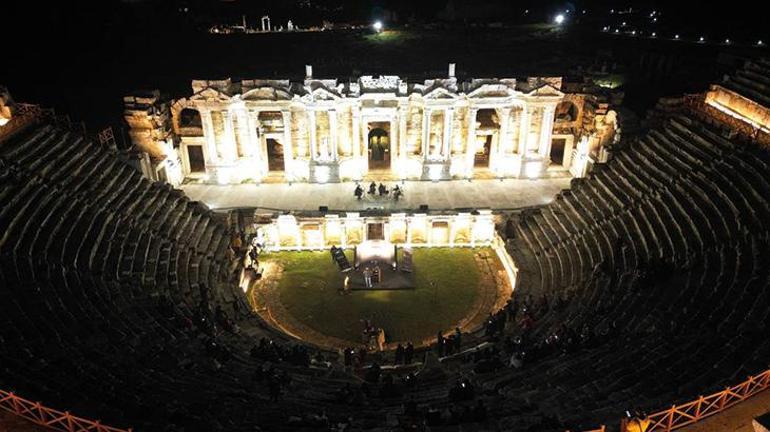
(1, 0, 767, 130)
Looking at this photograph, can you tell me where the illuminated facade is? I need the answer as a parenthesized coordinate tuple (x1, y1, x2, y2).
(257, 210, 496, 250)
(168, 65, 587, 184)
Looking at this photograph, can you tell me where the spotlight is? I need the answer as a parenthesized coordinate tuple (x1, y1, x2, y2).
(554, 14, 565, 24)
(373, 21, 383, 32)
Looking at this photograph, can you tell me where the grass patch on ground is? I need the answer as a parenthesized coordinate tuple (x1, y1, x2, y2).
(265, 248, 486, 345)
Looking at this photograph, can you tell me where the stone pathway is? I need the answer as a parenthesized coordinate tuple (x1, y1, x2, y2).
(182, 177, 571, 212)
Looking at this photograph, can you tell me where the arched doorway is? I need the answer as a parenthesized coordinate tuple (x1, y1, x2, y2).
(179, 108, 202, 128)
(474, 109, 499, 167)
(259, 112, 286, 172)
(266, 139, 285, 171)
(555, 101, 579, 123)
(368, 124, 390, 170)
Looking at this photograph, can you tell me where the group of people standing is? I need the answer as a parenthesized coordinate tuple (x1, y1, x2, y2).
(354, 182, 403, 201)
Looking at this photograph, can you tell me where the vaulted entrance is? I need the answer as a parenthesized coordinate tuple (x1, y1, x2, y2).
(550, 138, 567, 165)
(187, 145, 205, 173)
(367, 122, 390, 170)
(266, 138, 285, 171)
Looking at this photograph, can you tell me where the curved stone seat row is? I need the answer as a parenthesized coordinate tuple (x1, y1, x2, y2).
(499, 113, 770, 429)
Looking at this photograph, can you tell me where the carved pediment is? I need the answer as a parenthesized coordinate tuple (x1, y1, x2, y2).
(467, 84, 518, 99)
(242, 87, 293, 101)
(299, 86, 342, 103)
(190, 87, 232, 102)
(527, 84, 565, 98)
(423, 86, 459, 100)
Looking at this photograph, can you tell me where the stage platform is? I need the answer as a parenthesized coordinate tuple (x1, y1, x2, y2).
(346, 240, 415, 290)
(347, 268, 415, 290)
(182, 176, 571, 212)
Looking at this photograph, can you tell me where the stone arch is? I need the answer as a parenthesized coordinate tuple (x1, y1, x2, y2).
(555, 100, 579, 123)
(171, 98, 202, 135)
(179, 108, 202, 128)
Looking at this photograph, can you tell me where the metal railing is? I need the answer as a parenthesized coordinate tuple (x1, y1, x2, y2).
(0, 389, 132, 432)
(638, 368, 770, 432)
(577, 367, 770, 432)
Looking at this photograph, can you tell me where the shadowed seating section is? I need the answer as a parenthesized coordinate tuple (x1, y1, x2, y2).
(500, 112, 770, 429)
(722, 58, 770, 108)
(0, 124, 366, 430)
(0, 109, 769, 432)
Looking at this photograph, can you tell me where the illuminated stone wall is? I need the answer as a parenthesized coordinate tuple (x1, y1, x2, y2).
(172, 66, 576, 184)
(258, 210, 496, 250)
(705, 85, 770, 132)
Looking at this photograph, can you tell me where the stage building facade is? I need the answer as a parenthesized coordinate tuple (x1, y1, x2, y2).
(125, 64, 619, 185)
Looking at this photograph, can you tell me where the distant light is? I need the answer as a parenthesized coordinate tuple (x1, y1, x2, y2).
(622, 21, 627, 26)
(725, 39, 730, 44)
(759, 40, 765, 46)
(615, 29, 619, 33)
(675, 34, 680, 39)
(582, 10, 586, 14)
(651, 32, 656, 37)
(373, 21, 383, 32)
(610, 9, 615, 13)
(631, 30, 636, 35)
(652, 18, 657, 22)
(554, 14, 565, 24)
(524, 9, 529, 14)
(699, 36, 705, 42)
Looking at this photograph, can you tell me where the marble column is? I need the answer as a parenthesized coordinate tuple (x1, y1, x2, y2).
(518, 106, 531, 155)
(389, 117, 397, 170)
(308, 110, 317, 161)
(238, 108, 255, 157)
(329, 109, 338, 161)
(281, 109, 293, 165)
(352, 107, 360, 159)
(200, 109, 218, 164)
(539, 105, 556, 159)
(498, 107, 511, 156)
(398, 107, 408, 161)
(221, 110, 237, 162)
(466, 107, 478, 175)
(442, 108, 453, 161)
(422, 108, 431, 160)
